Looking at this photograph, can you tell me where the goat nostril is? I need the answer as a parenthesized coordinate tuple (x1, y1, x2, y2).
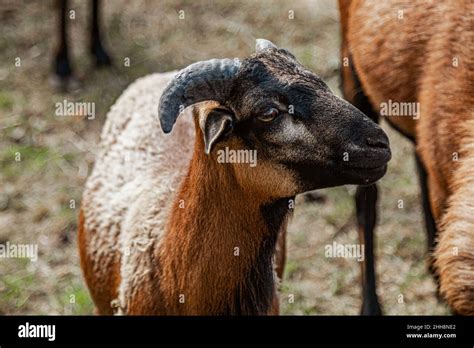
(366, 137, 388, 149)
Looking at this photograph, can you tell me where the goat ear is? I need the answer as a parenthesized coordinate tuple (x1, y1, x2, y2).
(200, 108, 234, 155)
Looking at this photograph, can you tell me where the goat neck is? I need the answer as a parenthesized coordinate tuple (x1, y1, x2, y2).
(158, 120, 291, 315)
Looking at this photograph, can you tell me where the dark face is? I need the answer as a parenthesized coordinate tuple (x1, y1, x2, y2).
(218, 48, 391, 192)
(159, 41, 391, 196)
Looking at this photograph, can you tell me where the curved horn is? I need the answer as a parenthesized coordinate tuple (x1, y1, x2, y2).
(255, 38, 277, 53)
(158, 58, 241, 133)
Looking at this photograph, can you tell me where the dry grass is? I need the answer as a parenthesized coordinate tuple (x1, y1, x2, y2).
(0, 0, 449, 315)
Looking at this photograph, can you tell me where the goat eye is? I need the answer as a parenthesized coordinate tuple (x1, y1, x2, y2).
(258, 107, 280, 122)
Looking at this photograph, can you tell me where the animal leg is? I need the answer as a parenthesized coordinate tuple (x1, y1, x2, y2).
(356, 185, 382, 315)
(90, 0, 112, 67)
(54, 0, 73, 80)
(414, 152, 438, 280)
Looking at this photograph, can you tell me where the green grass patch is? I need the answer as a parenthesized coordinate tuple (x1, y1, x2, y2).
(0, 270, 35, 310)
(0, 91, 14, 110)
(59, 284, 94, 315)
(1, 145, 53, 178)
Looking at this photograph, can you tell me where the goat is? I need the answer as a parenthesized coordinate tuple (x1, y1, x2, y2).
(79, 39, 391, 315)
(339, 0, 473, 315)
(53, 0, 111, 89)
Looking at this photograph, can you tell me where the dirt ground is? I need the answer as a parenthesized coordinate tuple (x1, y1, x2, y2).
(0, 0, 449, 315)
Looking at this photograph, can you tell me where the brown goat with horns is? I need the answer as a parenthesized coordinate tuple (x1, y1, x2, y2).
(79, 39, 391, 315)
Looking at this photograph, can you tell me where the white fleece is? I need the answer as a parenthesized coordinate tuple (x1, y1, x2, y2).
(81, 72, 196, 313)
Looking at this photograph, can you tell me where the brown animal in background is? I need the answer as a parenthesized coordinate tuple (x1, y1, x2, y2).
(339, 0, 473, 315)
(79, 39, 391, 315)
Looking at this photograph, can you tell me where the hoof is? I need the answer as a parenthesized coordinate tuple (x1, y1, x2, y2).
(91, 42, 112, 67)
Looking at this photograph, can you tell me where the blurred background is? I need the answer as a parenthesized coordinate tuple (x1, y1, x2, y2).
(0, 0, 449, 314)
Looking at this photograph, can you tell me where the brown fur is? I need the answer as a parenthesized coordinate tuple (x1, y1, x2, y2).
(78, 208, 121, 315)
(151, 115, 295, 315)
(339, 0, 474, 314)
(80, 104, 295, 315)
